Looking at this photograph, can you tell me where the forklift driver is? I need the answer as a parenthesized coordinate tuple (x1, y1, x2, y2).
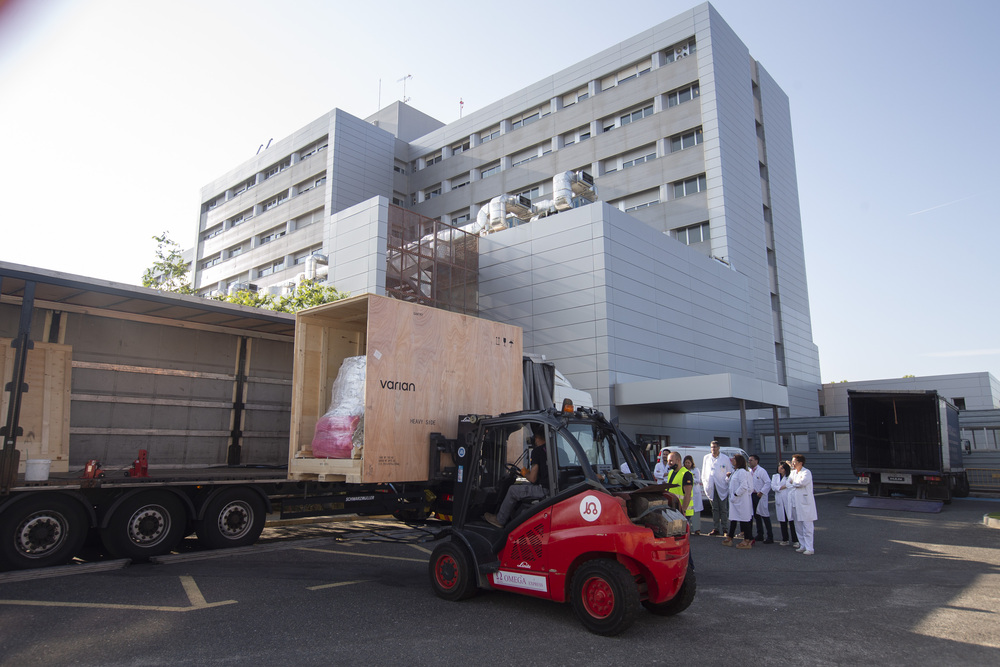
(485, 424, 549, 527)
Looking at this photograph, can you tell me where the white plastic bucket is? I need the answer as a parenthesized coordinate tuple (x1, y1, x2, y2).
(25, 459, 50, 481)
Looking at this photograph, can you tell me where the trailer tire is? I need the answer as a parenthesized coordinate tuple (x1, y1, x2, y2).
(101, 491, 185, 561)
(0, 494, 88, 571)
(429, 541, 477, 601)
(196, 488, 266, 549)
(571, 559, 639, 636)
(643, 561, 696, 616)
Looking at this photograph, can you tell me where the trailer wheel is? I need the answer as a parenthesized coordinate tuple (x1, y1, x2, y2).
(196, 488, 266, 549)
(643, 561, 696, 616)
(429, 541, 477, 601)
(571, 559, 639, 636)
(0, 495, 88, 571)
(101, 491, 185, 561)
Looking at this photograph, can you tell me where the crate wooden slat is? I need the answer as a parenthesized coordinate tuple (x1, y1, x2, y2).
(288, 294, 522, 483)
(0, 339, 72, 473)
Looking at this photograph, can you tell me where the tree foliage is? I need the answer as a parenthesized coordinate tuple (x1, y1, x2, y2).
(142, 232, 195, 294)
(143, 233, 349, 312)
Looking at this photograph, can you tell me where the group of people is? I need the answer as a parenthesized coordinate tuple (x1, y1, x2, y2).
(656, 441, 817, 554)
(698, 441, 817, 554)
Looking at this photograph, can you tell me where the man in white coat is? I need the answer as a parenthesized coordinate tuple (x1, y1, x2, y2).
(748, 455, 774, 544)
(787, 453, 817, 555)
(702, 441, 733, 536)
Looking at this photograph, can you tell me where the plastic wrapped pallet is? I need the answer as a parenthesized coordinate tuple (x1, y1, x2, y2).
(311, 356, 366, 458)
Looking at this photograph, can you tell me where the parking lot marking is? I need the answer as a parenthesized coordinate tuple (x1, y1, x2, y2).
(307, 579, 369, 591)
(296, 547, 426, 563)
(408, 544, 432, 555)
(0, 576, 236, 613)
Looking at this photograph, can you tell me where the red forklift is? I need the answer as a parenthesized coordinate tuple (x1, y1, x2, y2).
(427, 403, 694, 635)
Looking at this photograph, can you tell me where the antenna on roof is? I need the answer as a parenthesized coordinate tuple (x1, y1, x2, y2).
(460, 98, 464, 118)
(397, 74, 412, 104)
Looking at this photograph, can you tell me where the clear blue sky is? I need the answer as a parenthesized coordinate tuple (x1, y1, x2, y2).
(1, 0, 998, 384)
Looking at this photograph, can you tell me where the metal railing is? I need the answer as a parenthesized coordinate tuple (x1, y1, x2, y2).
(966, 468, 1000, 492)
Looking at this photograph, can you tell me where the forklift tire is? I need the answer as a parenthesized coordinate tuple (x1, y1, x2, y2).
(571, 559, 639, 636)
(101, 491, 186, 561)
(0, 494, 88, 571)
(642, 561, 696, 616)
(429, 541, 477, 601)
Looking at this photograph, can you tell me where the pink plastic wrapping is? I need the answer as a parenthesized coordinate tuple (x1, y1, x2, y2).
(310, 356, 366, 459)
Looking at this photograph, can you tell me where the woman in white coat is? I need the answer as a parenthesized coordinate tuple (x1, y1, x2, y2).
(787, 454, 817, 555)
(771, 461, 799, 547)
(723, 454, 754, 549)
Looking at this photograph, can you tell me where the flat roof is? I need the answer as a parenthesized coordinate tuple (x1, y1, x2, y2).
(615, 372, 788, 412)
(0, 261, 295, 339)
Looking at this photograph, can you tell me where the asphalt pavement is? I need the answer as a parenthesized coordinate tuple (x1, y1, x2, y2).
(0, 490, 998, 666)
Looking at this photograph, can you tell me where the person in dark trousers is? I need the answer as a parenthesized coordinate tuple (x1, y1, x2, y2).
(486, 424, 549, 527)
(772, 461, 799, 547)
(749, 455, 774, 544)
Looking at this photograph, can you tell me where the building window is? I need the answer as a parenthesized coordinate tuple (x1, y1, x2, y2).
(234, 176, 256, 196)
(667, 83, 700, 108)
(517, 185, 541, 200)
(451, 174, 470, 189)
(259, 227, 286, 246)
(264, 158, 291, 180)
(392, 197, 404, 206)
(393, 163, 406, 174)
(673, 221, 710, 245)
(452, 212, 470, 224)
(228, 245, 243, 258)
(819, 432, 851, 452)
(424, 152, 442, 167)
(672, 174, 707, 198)
(622, 150, 656, 170)
(511, 110, 540, 129)
(300, 138, 328, 159)
(202, 225, 223, 241)
(257, 259, 284, 279)
(452, 140, 470, 155)
(230, 209, 254, 227)
(481, 162, 501, 178)
(621, 189, 660, 212)
(202, 257, 220, 269)
(664, 38, 696, 63)
(669, 128, 703, 152)
(425, 186, 442, 199)
(480, 126, 500, 143)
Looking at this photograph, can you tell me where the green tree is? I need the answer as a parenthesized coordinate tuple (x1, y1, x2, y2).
(214, 280, 349, 312)
(142, 232, 195, 294)
(144, 233, 349, 311)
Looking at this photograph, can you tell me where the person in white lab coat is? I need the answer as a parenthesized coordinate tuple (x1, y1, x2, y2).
(771, 461, 799, 547)
(653, 448, 671, 484)
(788, 454, 817, 555)
(683, 454, 704, 535)
(702, 441, 733, 536)
(723, 454, 754, 549)
(748, 455, 774, 544)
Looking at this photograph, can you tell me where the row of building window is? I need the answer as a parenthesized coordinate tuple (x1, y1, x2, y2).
(415, 36, 697, 169)
(202, 174, 326, 241)
(203, 137, 328, 212)
(201, 208, 325, 270)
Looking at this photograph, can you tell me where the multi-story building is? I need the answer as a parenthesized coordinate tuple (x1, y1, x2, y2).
(190, 2, 822, 454)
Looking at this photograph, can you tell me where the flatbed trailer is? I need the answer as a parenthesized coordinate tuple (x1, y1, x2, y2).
(0, 262, 521, 570)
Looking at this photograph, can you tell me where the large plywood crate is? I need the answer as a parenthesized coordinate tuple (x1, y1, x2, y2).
(288, 294, 522, 483)
(0, 339, 72, 473)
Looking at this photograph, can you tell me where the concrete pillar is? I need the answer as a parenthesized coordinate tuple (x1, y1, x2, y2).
(587, 80, 598, 97)
(651, 50, 667, 69)
(290, 151, 300, 166)
(471, 132, 481, 147)
(654, 93, 667, 114)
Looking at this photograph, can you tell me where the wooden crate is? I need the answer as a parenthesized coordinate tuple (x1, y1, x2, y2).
(0, 339, 72, 473)
(288, 294, 522, 483)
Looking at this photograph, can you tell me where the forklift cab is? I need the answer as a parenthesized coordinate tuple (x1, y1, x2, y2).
(450, 406, 650, 534)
